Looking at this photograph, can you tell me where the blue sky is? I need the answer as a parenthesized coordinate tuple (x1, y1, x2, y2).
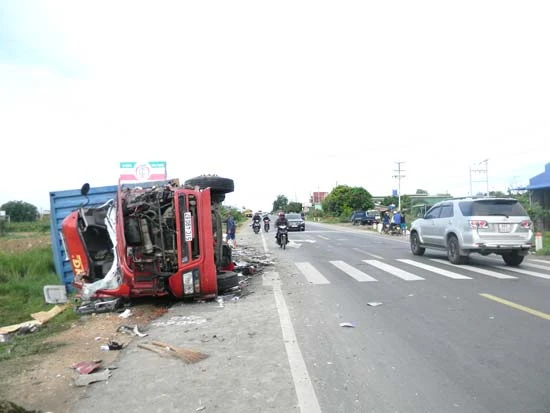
(1, 1, 549, 213)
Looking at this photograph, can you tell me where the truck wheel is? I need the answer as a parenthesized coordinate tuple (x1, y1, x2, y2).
(185, 175, 234, 194)
(217, 271, 239, 294)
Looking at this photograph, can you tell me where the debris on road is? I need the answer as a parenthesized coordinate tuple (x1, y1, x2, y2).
(138, 340, 209, 364)
(367, 302, 383, 307)
(339, 322, 355, 328)
(74, 368, 112, 386)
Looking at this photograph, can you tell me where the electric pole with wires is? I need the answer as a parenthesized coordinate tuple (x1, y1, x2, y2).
(393, 161, 406, 212)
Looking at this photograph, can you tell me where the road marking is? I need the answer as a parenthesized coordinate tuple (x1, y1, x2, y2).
(329, 260, 377, 282)
(522, 262, 550, 271)
(497, 266, 550, 279)
(429, 259, 517, 279)
(260, 231, 269, 253)
(317, 235, 330, 240)
(268, 272, 322, 412)
(295, 262, 330, 284)
(363, 260, 424, 281)
(480, 293, 550, 321)
(398, 259, 472, 279)
(352, 248, 384, 260)
(529, 259, 550, 265)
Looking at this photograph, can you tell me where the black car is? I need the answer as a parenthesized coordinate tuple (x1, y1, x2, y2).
(286, 213, 305, 231)
(350, 210, 379, 226)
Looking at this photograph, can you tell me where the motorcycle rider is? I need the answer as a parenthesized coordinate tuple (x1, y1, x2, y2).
(262, 214, 271, 230)
(252, 212, 262, 231)
(275, 212, 289, 244)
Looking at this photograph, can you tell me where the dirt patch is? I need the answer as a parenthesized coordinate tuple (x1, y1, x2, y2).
(0, 303, 168, 413)
(0, 233, 51, 254)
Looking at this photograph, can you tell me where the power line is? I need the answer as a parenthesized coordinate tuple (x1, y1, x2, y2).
(469, 159, 489, 196)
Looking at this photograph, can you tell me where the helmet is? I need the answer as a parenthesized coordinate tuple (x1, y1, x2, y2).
(279, 212, 284, 217)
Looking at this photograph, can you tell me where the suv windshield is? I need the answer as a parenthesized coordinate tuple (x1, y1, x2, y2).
(286, 213, 301, 219)
(458, 199, 528, 217)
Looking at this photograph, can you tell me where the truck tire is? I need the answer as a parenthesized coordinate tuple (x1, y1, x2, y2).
(185, 175, 234, 194)
(217, 271, 239, 294)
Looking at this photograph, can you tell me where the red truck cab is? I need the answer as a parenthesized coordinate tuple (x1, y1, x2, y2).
(61, 176, 236, 311)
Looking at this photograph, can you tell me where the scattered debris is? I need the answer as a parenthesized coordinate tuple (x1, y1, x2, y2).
(118, 309, 132, 318)
(367, 302, 383, 307)
(72, 360, 102, 375)
(339, 322, 355, 328)
(31, 303, 70, 323)
(117, 324, 148, 337)
(0, 303, 69, 336)
(138, 340, 209, 364)
(74, 368, 112, 386)
(43, 285, 68, 304)
(152, 315, 207, 327)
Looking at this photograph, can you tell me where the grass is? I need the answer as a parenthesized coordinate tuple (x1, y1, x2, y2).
(534, 231, 550, 255)
(0, 236, 79, 362)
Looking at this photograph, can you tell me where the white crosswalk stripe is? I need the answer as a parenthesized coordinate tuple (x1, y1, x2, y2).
(494, 266, 550, 279)
(397, 259, 472, 279)
(429, 259, 517, 279)
(294, 262, 330, 285)
(329, 260, 377, 282)
(363, 260, 424, 281)
(522, 262, 550, 271)
(292, 258, 550, 284)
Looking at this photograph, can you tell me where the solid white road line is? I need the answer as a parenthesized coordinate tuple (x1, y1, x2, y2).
(268, 272, 322, 413)
(398, 259, 472, 279)
(429, 259, 517, 279)
(329, 260, 377, 282)
(295, 262, 331, 284)
(363, 260, 424, 281)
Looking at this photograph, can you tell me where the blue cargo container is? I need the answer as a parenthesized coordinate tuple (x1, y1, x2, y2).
(49, 184, 118, 289)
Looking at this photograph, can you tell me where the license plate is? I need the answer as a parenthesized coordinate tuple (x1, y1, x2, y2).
(498, 224, 511, 233)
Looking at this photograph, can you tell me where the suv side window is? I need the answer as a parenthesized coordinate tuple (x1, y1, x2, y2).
(439, 204, 453, 219)
(425, 206, 441, 219)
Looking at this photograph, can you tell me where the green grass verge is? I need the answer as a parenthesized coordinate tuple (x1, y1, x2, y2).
(0, 242, 79, 362)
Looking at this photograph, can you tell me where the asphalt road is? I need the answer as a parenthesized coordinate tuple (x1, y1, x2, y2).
(272, 221, 550, 413)
(71, 220, 550, 413)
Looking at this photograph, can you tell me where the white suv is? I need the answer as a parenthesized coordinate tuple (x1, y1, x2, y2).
(409, 197, 533, 266)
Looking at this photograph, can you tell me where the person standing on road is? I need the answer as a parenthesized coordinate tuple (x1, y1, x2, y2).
(400, 213, 407, 235)
(225, 212, 237, 247)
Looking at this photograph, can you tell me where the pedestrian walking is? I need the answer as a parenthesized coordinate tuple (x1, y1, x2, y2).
(225, 212, 237, 247)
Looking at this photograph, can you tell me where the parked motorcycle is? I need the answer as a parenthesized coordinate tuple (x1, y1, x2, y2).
(383, 222, 401, 235)
(252, 220, 261, 234)
(277, 225, 288, 249)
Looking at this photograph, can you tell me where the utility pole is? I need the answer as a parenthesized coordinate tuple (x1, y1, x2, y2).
(392, 161, 406, 211)
(469, 159, 489, 196)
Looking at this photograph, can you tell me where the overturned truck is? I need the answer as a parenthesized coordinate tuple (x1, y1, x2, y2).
(61, 175, 237, 312)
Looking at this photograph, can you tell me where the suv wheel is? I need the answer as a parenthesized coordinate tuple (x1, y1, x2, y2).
(410, 232, 425, 256)
(502, 252, 524, 267)
(447, 235, 467, 265)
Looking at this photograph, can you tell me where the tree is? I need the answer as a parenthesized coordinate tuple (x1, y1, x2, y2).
(322, 185, 374, 218)
(287, 202, 303, 213)
(0, 201, 39, 222)
(416, 189, 429, 195)
(272, 195, 289, 213)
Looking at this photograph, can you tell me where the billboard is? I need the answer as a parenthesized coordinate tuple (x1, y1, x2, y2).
(119, 161, 167, 182)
